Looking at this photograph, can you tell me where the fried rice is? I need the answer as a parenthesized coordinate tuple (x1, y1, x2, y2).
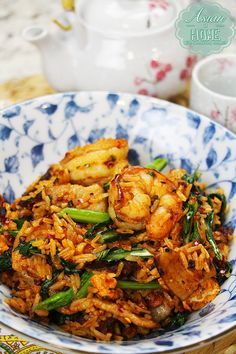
(0, 138, 233, 341)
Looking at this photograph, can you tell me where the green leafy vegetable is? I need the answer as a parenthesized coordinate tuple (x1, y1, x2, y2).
(85, 221, 133, 243)
(60, 258, 81, 275)
(192, 221, 201, 241)
(182, 168, 201, 184)
(0, 250, 12, 272)
(205, 211, 222, 261)
(74, 272, 93, 300)
(40, 269, 61, 300)
(50, 311, 83, 325)
(208, 193, 227, 224)
(16, 240, 41, 257)
(8, 218, 25, 238)
(36, 271, 162, 312)
(147, 171, 155, 177)
(117, 280, 161, 290)
(58, 208, 111, 224)
(9, 230, 18, 238)
(96, 249, 111, 261)
(166, 311, 189, 330)
(37, 272, 93, 311)
(84, 221, 111, 240)
(36, 288, 74, 311)
(103, 182, 110, 191)
(183, 201, 199, 243)
(99, 230, 131, 244)
(14, 218, 25, 229)
(9, 228, 24, 238)
(224, 261, 232, 278)
(145, 158, 168, 172)
(214, 259, 232, 285)
(96, 248, 153, 262)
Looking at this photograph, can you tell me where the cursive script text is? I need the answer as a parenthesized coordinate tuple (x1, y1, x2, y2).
(185, 7, 225, 24)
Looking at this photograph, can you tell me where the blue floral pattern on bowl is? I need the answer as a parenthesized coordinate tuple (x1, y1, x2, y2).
(0, 92, 235, 353)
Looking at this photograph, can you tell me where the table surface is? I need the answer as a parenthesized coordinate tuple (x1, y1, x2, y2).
(0, 0, 60, 83)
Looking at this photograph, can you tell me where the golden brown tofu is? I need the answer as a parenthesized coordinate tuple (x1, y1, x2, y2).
(156, 251, 206, 300)
(186, 278, 220, 310)
(46, 183, 107, 211)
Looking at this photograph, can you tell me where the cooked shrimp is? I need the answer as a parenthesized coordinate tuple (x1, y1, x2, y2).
(108, 166, 183, 239)
(61, 138, 128, 186)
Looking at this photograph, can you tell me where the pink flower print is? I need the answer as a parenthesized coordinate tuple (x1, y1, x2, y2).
(135, 59, 172, 95)
(150, 59, 160, 69)
(186, 55, 197, 68)
(152, 93, 158, 98)
(211, 110, 220, 120)
(164, 63, 172, 73)
(159, 0, 169, 10)
(138, 88, 149, 95)
(134, 77, 145, 86)
(149, 0, 169, 11)
(180, 55, 198, 80)
(231, 108, 236, 121)
(180, 69, 188, 80)
(217, 58, 234, 74)
(149, 2, 157, 10)
(156, 70, 166, 82)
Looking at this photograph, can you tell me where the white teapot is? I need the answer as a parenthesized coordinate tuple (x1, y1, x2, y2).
(23, 0, 194, 99)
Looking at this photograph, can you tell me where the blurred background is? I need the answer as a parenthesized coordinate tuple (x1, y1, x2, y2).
(0, 0, 59, 82)
(0, 0, 60, 107)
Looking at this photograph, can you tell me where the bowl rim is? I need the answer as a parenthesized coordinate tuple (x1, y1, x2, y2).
(0, 320, 235, 354)
(1, 90, 236, 139)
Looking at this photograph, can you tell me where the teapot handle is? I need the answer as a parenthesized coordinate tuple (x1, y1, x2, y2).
(53, 0, 76, 31)
(61, 0, 75, 11)
(53, 12, 78, 32)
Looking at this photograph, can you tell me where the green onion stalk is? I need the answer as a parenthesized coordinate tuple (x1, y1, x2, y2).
(36, 271, 161, 311)
(145, 158, 168, 172)
(58, 208, 111, 224)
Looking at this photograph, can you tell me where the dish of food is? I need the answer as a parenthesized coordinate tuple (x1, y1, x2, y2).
(0, 136, 233, 342)
(0, 92, 235, 353)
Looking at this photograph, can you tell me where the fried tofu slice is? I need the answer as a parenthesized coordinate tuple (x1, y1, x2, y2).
(156, 250, 216, 301)
(46, 183, 107, 211)
(186, 278, 220, 310)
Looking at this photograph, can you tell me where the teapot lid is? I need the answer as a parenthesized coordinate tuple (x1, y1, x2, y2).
(76, 0, 178, 36)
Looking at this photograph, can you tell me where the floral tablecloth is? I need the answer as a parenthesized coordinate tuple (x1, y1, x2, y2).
(0, 326, 61, 354)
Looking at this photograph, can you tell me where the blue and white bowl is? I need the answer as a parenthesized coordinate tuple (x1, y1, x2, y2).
(0, 92, 235, 353)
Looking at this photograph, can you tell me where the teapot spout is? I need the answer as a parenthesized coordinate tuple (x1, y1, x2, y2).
(22, 26, 48, 47)
(22, 25, 77, 91)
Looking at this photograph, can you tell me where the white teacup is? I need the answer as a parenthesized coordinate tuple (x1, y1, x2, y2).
(190, 54, 236, 133)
